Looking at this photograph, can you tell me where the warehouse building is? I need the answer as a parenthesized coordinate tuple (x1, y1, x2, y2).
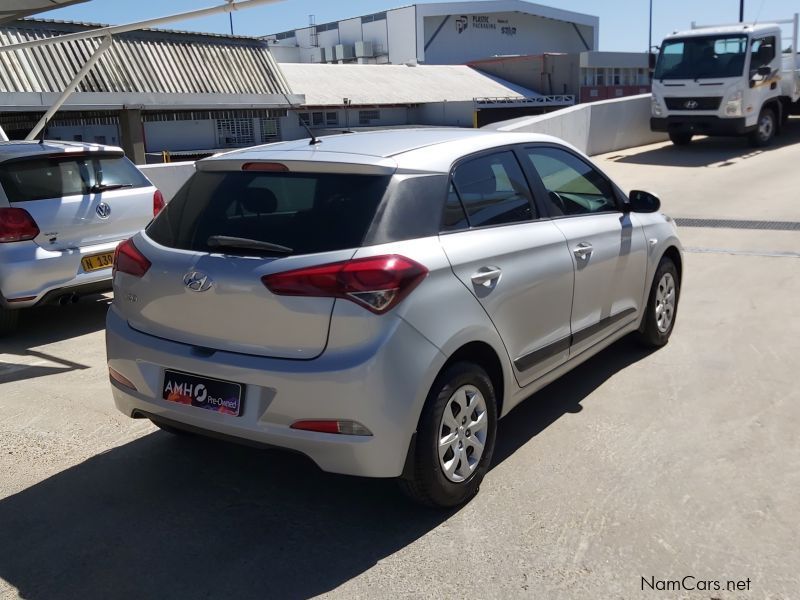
(0, 18, 301, 162)
(264, 0, 599, 65)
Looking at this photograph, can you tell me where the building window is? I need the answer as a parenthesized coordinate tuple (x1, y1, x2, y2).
(297, 112, 325, 127)
(358, 110, 380, 125)
(260, 118, 280, 143)
(326, 112, 339, 126)
(361, 12, 386, 24)
(216, 118, 254, 147)
(595, 69, 605, 86)
(613, 68, 621, 85)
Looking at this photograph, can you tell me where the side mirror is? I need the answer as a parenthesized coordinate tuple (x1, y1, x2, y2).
(757, 65, 772, 77)
(628, 190, 661, 213)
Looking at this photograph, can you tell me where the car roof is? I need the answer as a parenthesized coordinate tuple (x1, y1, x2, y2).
(0, 140, 124, 163)
(204, 128, 569, 174)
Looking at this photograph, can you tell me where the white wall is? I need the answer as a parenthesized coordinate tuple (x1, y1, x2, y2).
(140, 162, 196, 201)
(422, 12, 594, 64)
(144, 120, 216, 153)
(487, 94, 667, 156)
(387, 6, 417, 64)
(47, 124, 120, 145)
(410, 101, 474, 127)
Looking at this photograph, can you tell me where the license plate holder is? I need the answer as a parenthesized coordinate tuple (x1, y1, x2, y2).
(162, 370, 244, 417)
(81, 251, 115, 272)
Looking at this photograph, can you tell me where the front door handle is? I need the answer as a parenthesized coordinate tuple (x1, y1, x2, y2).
(573, 242, 593, 260)
(470, 267, 502, 287)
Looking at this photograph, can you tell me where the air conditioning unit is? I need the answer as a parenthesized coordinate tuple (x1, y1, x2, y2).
(335, 44, 355, 61)
(323, 47, 335, 62)
(355, 41, 374, 58)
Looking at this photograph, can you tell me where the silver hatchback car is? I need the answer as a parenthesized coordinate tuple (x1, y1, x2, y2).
(106, 129, 682, 507)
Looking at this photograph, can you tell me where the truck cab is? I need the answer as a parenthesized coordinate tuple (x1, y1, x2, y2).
(651, 16, 800, 147)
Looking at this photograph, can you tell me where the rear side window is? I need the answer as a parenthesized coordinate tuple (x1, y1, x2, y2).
(147, 170, 391, 256)
(0, 154, 150, 203)
(451, 151, 534, 228)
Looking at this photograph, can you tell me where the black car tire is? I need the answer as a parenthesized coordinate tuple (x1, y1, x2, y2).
(669, 132, 693, 146)
(636, 257, 680, 348)
(399, 362, 498, 508)
(0, 306, 20, 337)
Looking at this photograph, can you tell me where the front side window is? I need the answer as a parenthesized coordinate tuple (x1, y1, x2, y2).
(524, 147, 618, 217)
(750, 36, 776, 72)
(451, 151, 535, 228)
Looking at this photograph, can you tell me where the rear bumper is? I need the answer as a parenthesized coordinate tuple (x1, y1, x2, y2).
(0, 240, 119, 308)
(105, 306, 446, 478)
(651, 116, 754, 136)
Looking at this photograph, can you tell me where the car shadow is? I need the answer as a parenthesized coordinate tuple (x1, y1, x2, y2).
(0, 337, 653, 599)
(0, 294, 108, 383)
(611, 117, 800, 168)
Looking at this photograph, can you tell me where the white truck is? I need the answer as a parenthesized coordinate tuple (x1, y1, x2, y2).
(651, 15, 800, 147)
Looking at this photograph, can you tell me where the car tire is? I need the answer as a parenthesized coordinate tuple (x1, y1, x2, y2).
(150, 419, 194, 436)
(669, 132, 693, 146)
(749, 108, 776, 147)
(636, 257, 680, 348)
(0, 306, 20, 336)
(399, 362, 497, 508)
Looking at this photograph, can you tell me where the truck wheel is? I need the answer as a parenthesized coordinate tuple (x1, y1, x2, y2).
(749, 108, 776, 147)
(668, 132, 693, 146)
(0, 306, 20, 336)
(399, 362, 497, 508)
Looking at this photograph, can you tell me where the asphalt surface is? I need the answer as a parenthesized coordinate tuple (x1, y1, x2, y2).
(1, 126, 799, 599)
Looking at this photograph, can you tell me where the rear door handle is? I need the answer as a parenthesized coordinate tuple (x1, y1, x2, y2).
(573, 242, 593, 260)
(470, 267, 502, 286)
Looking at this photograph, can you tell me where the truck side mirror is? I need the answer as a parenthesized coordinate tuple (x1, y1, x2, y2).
(756, 65, 772, 77)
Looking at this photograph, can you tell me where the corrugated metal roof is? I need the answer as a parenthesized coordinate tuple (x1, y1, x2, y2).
(0, 19, 293, 96)
(279, 63, 541, 106)
(0, 0, 88, 25)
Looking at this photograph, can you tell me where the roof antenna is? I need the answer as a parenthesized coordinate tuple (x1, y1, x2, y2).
(39, 117, 48, 145)
(299, 116, 321, 146)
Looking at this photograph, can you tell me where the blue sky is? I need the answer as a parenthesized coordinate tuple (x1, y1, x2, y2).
(44, 0, 796, 52)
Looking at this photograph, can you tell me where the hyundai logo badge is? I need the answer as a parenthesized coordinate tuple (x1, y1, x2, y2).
(684, 100, 699, 110)
(96, 202, 112, 219)
(183, 271, 213, 292)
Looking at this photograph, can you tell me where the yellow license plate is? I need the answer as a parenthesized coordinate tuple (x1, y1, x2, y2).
(81, 251, 115, 272)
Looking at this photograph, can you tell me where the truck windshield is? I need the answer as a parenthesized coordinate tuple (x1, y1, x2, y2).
(655, 34, 748, 80)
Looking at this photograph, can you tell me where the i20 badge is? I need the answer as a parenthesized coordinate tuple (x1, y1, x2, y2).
(183, 271, 213, 292)
(96, 203, 112, 219)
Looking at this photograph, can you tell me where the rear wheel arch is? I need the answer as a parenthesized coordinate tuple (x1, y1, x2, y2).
(439, 341, 505, 418)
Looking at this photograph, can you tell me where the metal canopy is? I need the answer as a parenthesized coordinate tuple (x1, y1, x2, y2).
(0, 0, 89, 25)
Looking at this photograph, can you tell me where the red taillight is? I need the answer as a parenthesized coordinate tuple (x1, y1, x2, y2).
(113, 239, 151, 278)
(262, 254, 428, 314)
(290, 420, 372, 436)
(0, 207, 40, 243)
(153, 189, 165, 217)
(242, 162, 289, 172)
(109, 367, 137, 391)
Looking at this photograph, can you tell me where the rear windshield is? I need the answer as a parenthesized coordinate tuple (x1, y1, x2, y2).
(146, 170, 391, 256)
(0, 154, 150, 203)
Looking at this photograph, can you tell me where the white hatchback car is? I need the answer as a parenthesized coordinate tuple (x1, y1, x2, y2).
(106, 129, 682, 507)
(0, 141, 162, 334)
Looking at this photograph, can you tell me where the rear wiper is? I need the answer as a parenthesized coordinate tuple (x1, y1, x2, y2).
(207, 235, 293, 255)
(90, 183, 133, 193)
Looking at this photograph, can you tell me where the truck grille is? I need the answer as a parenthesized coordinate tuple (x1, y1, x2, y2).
(664, 97, 722, 111)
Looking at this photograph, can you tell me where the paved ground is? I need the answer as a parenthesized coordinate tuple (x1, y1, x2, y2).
(1, 127, 799, 599)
